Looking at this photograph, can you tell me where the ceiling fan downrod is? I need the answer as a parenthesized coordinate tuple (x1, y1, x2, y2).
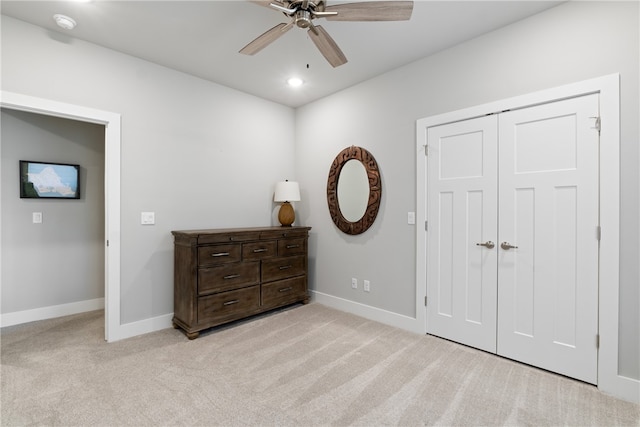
(270, 1, 335, 23)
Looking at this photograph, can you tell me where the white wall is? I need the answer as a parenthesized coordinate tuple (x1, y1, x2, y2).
(1, 109, 105, 313)
(0, 16, 297, 325)
(296, 1, 639, 380)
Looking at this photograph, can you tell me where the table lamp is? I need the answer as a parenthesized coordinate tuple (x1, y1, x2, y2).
(274, 180, 300, 227)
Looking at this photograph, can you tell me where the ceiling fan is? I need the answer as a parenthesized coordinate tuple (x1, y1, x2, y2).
(239, 1, 414, 67)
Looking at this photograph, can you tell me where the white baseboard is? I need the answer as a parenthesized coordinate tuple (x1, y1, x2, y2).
(601, 374, 640, 404)
(115, 296, 424, 343)
(310, 290, 423, 335)
(1, 299, 174, 343)
(112, 313, 174, 342)
(0, 298, 105, 327)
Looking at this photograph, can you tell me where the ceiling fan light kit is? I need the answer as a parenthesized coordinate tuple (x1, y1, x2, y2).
(240, 1, 414, 68)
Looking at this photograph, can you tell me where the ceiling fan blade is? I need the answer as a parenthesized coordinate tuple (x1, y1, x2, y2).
(325, 1, 413, 21)
(307, 25, 347, 68)
(239, 22, 293, 55)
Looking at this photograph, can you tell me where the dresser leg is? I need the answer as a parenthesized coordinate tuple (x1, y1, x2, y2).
(302, 296, 310, 304)
(186, 331, 200, 340)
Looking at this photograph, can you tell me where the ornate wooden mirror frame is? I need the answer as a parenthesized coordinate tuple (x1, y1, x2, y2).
(327, 146, 382, 235)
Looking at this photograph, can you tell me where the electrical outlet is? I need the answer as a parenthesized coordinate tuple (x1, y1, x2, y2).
(364, 280, 371, 292)
(351, 278, 358, 289)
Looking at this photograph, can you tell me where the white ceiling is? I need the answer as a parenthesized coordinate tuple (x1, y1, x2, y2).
(1, 0, 562, 108)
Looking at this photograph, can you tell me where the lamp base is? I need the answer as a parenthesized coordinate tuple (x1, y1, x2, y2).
(278, 202, 295, 227)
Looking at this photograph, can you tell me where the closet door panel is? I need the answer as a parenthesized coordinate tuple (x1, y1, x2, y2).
(426, 115, 498, 354)
(497, 94, 599, 384)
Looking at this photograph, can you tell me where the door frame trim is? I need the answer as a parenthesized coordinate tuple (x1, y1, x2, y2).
(1, 90, 122, 342)
(416, 74, 637, 403)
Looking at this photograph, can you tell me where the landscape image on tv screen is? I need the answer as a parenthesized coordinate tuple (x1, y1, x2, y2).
(20, 160, 80, 199)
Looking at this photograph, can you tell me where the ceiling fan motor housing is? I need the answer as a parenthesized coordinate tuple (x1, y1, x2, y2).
(295, 10, 313, 28)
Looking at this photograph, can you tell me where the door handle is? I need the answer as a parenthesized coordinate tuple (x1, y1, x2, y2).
(476, 241, 495, 249)
(501, 242, 518, 250)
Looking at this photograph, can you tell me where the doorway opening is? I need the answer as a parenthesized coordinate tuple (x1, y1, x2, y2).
(1, 91, 121, 342)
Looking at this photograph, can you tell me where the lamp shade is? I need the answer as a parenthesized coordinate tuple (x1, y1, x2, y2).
(274, 181, 300, 202)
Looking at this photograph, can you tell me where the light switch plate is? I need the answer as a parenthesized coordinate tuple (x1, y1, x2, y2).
(407, 212, 416, 225)
(33, 212, 43, 224)
(141, 212, 155, 225)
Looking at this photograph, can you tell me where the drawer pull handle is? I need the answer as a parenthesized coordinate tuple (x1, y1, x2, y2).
(223, 299, 239, 306)
(279, 265, 292, 270)
(212, 252, 230, 257)
(286, 244, 300, 249)
(279, 287, 293, 293)
(223, 274, 241, 280)
(253, 248, 268, 253)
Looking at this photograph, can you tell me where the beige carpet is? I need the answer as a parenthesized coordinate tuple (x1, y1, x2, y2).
(1, 303, 638, 426)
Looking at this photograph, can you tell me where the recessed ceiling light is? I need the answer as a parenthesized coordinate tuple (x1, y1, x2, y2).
(53, 14, 77, 30)
(287, 77, 304, 87)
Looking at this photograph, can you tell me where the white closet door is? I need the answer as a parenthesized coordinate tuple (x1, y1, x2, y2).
(497, 94, 600, 384)
(426, 115, 498, 353)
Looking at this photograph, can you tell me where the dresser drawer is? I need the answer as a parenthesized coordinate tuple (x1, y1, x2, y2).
(198, 244, 241, 266)
(198, 262, 259, 295)
(262, 255, 306, 282)
(277, 238, 306, 256)
(260, 229, 308, 240)
(198, 285, 260, 324)
(242, 241, 277, 261)
(262, 276, 306, 308)
(198, 232, 261, 245)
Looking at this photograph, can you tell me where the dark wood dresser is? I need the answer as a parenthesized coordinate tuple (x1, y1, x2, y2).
(171, 226, 311, 339)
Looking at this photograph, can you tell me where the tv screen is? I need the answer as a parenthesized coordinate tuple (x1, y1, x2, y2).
(19, 160, 80, 199)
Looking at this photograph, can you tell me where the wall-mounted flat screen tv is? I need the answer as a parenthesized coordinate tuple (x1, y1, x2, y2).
(19, 160, 80, 199)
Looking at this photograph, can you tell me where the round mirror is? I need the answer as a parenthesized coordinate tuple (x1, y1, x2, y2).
(337, 160, 369, 222)
(327, 146, 381, 235)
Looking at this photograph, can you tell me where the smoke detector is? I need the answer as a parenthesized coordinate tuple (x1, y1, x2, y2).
(53, 14, 77, 30)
